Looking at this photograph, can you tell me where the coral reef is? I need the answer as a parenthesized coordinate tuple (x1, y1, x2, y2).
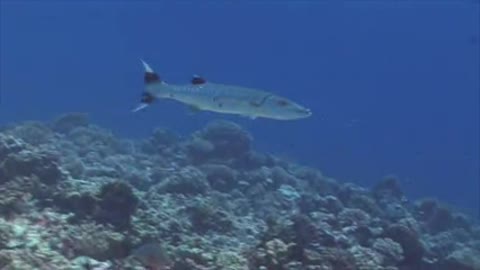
(0, 113, 478, 270)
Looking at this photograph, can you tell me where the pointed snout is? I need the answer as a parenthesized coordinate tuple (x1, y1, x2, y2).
(294, 106, 312, 118)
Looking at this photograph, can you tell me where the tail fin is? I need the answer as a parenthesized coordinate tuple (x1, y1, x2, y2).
(132, 59, 161, 112)
(132, 92, 155, 112)
(141, 59, 161, 84)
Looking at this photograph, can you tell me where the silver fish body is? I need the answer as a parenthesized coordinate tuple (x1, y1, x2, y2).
(134, 61, 312, 120)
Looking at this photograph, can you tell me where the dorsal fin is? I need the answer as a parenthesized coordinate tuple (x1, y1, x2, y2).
(191, 74, 206, 85)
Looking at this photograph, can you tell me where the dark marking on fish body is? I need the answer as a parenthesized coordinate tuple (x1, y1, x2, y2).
(145, 72, 160, 84)
(277, 99, 289, 107)
(250, 94, 273, 107)
(249, 101, 260, 107)
(212, 96, 225, 108)
(141, 92, 155, 104)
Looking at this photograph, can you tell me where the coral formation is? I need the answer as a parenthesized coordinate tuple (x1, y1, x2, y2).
(0, 113, 478, 270)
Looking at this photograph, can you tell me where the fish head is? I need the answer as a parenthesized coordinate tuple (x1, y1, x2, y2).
(258, 95, 312, 120)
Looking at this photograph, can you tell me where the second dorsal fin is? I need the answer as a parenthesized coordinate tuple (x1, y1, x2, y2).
(191, 74, 206, 85)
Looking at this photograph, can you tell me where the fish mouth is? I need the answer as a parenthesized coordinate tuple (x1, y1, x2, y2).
(296, 107, 312, 118)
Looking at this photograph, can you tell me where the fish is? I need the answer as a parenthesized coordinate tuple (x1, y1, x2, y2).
(132, 60, 312, 120)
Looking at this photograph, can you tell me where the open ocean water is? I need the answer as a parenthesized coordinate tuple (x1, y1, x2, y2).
(0, 1, 479, 270)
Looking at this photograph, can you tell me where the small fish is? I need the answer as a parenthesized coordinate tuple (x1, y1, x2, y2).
(132, 60, 312, 120)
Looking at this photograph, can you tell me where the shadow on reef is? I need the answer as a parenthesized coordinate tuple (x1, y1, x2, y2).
(55, 180, 139, 230)
(0, 112, 479, 270)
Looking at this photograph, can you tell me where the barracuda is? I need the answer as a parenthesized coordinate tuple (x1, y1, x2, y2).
(132, 60, 312, 120)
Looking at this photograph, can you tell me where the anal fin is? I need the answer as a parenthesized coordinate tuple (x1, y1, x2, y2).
(186, 105, 202, 115)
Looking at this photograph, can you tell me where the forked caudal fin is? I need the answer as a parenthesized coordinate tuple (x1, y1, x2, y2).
(141, 59, 161, 84)
(132, 59, 161, 112)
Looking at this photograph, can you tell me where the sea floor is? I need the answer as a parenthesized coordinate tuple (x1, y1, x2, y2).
(0, 113, 479, 270)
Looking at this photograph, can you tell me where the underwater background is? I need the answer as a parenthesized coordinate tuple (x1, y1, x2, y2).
(1, 1, 478, 216)
(0, 1, 479, 270)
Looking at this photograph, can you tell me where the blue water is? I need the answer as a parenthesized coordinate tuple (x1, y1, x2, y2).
(1, 2, 478, 215)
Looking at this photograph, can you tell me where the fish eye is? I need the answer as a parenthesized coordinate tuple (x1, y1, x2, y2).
(277, 100, 289, 107)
